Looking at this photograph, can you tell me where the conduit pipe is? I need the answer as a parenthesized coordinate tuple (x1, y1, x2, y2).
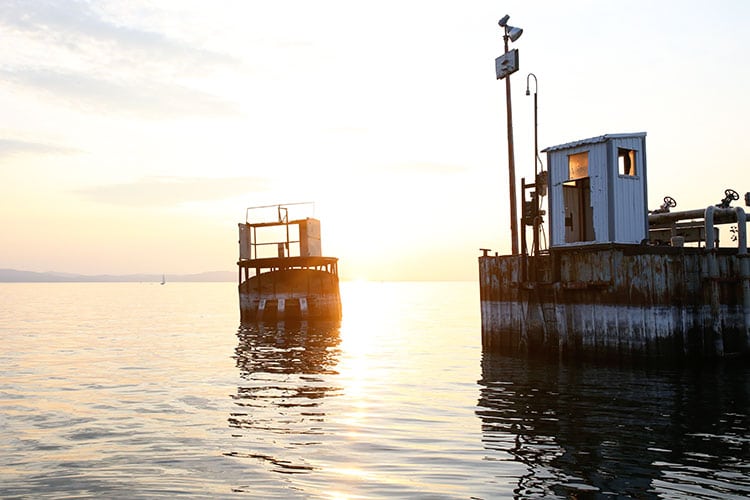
(704, 206, 723, 355)
(735, 207, 750, 353)
(704, 206, 747, 250)
(704, 206, 750, 355)
(705, 205, 718, 250)
(649, 208, 738, 228)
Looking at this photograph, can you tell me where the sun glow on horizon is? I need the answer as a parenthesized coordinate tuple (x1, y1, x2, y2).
(1, 1, 749, 278)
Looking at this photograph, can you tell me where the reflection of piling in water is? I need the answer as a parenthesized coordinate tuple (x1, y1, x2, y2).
(476, 352, 750, 498)
(226, 321, 342, 474)
(233, 321, 341, 376)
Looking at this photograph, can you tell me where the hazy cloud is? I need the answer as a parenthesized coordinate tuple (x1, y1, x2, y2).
(0, 0, 241, 118)
(0, 67, 239, 118)
(384, 161, 468, 175)
(0, 0, 236, 68)
(0, 138, 77, 158)
(75, 176, 270, 207)
(1, 0, 154, 43)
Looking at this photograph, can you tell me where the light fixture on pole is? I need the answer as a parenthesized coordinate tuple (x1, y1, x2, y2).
(525, 73, 540, 178)
(525, 72, 544, 257)
(507, 26, 523, 42)
(495, 15, 523, 255)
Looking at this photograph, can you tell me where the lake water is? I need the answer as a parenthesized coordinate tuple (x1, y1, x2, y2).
(0, 281, 748, 499)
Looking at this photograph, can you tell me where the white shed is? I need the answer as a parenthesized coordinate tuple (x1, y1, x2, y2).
(542, 133, 648, 247)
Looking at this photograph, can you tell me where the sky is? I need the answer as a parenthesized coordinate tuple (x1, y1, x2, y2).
(1, 0, 749, 281)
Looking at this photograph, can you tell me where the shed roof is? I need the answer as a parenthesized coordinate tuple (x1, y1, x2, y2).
(542, 132, 647, 153)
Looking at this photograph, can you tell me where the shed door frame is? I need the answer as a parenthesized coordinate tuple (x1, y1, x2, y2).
(563, 177, 594, 243)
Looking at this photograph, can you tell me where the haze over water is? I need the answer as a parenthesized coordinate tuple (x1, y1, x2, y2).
(1, 281, 748, 498)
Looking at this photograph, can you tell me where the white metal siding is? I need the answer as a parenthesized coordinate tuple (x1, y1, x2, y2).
(300, 218, 322, 256)
(548, 149, 567, 246)
(611, 137, 647, 243)
(613, 177, 646, 242)
(548, 142, 608, 246)
(238, 224, 251, 260)
(588, 143, 609, 243)
(547, 134, 648, 247)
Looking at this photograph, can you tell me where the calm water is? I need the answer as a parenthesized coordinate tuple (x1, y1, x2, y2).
(0, 281, 748, 499)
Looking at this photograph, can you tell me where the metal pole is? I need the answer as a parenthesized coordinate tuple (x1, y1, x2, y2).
(504, 33, 519, 255)
(526, 72, 540, 257)
(533, 86, 539, 177)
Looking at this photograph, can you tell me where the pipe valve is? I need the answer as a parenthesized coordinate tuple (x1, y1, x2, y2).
(717, 189, 740, 209)
(651, 196, 677, 214)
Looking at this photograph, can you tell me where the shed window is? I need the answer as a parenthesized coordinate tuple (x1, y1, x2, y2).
(568, 152, 589, 180)
(618, 148, 637, 176)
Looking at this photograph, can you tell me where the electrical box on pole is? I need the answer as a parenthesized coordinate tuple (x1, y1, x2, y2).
(495, 49, 519, 80)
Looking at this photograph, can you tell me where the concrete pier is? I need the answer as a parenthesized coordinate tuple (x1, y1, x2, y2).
(479, 244, 750, 361)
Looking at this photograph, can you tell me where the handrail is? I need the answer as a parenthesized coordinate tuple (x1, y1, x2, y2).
(245, 202, 315, 223)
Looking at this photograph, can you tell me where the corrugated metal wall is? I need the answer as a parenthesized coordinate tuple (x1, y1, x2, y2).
(548, 142, 608, 246)
(610, 136, 648, 243)
(547, 134, 648, 247)
(589, 143, 609, 242)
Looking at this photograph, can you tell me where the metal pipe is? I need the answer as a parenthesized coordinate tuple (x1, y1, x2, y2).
(735, 207, 750, 353)
(526, 73, 541, 257)
(525, 73, 539, 177)
(735, 206, 747, 254)
(705, 205, 717, 250)
(703, 205, 749, 355)
(704, 205, 723, 355)
(649, 207, 741, 228)
(521, 176, 528, 259)
(649, 208, 707, 227)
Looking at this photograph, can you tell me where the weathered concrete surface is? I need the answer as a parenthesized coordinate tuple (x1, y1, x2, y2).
(239, 268, 341, 322)
(479, 244, 750, 361)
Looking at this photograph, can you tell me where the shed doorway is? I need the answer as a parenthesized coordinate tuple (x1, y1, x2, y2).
(563, 177, 594, 242)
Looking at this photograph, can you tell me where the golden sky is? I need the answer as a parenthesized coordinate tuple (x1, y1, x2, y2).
(1, 0, 749, 280)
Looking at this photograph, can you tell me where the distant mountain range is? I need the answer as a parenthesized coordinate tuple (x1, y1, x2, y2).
(0, 268, 235, 283)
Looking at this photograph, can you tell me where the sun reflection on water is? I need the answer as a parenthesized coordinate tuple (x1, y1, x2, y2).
(336, 281, 394, 434)
(4, 282, 746, 498)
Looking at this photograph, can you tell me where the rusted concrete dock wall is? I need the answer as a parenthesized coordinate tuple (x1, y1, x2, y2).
(479, 244, 750, 360)
(239, 268, 341, 322)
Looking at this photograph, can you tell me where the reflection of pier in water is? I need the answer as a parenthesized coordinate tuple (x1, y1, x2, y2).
(225, 321, 342, 474)
(476, 353, 750, 498)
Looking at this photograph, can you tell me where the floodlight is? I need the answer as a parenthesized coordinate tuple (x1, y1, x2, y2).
(507, 26, 523, 42)
(498, 15, 510, 27)
(525, 72, 537, 96)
